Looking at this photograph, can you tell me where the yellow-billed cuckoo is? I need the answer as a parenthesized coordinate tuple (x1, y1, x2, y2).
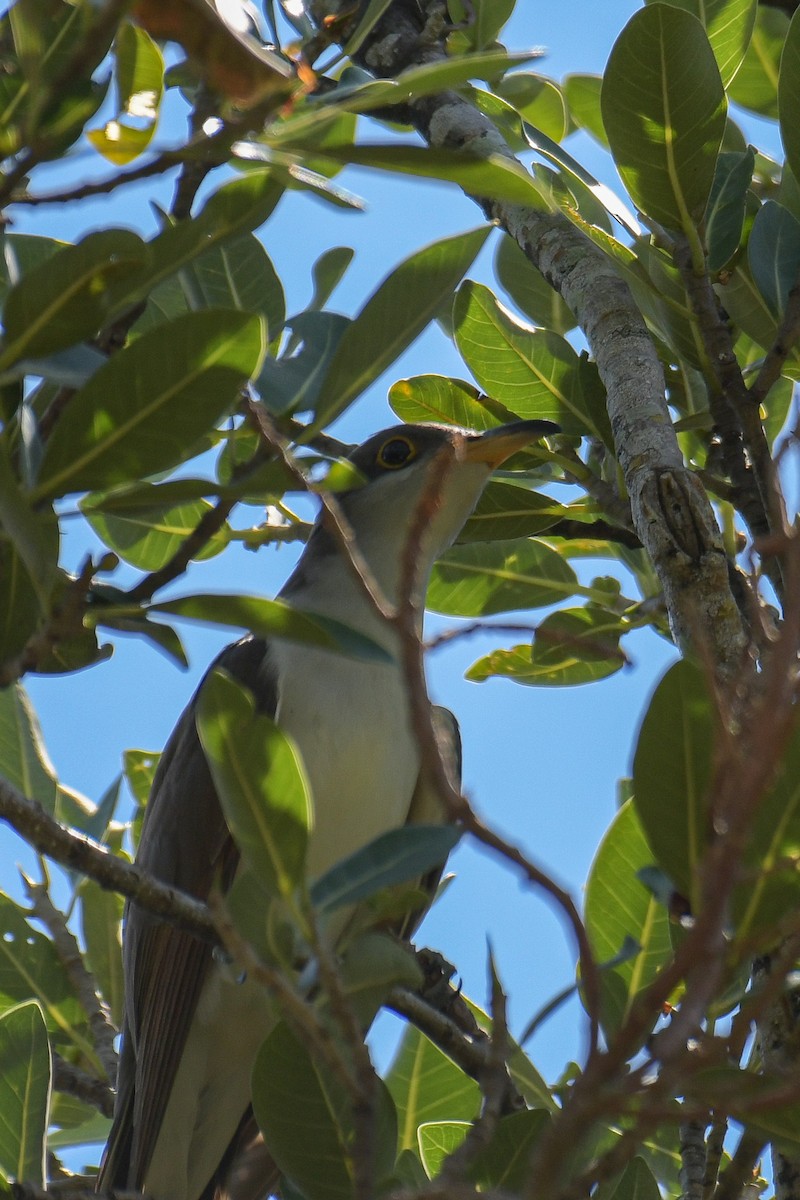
(97, 419, 557, 1200)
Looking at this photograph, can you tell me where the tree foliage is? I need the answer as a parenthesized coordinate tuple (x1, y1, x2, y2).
(1, 0, 800, 1197)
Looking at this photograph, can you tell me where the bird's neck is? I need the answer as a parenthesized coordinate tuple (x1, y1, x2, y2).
(279, 520, 429, 646)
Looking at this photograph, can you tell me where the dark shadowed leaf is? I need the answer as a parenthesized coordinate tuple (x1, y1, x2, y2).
(748, 201, 800, 316)
(0, 685, 57, 812)
(259, 311, 350, 414)
(705, 149, 754, 271)
(252, 1021, 397, 1200)
(310, 825, 461, 915)
(632, 660, 713, 906)
(494, 234, 576, 333)
(34, 310, 264, 500)
(457, 482, 565, 543)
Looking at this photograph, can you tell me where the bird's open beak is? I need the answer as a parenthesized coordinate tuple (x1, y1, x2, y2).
(463, 419, 560, 468)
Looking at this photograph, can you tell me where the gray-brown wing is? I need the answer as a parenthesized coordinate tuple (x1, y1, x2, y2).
(98, 636, 278, 1191)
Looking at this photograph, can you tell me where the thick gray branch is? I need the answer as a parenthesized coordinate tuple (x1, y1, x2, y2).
(316, 0, 749, 673)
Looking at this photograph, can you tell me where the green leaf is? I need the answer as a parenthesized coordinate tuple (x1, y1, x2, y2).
(453, 281, 611, 442)
(468, 606, 627, 686)
(252, 1021, 397, 1200)
(732, 713, 800, 944)
(389, 375, 507, 430)
(0, 230, 148, 368)
(196, 669, 311, 898)
(287, 143, 551, 210)
(632, 660, 713, 907)
(83, 495, 229, 570)
(705, 148, 755, 271)
(258, 311, 350, 414)
(601, 4, 726, 233)
(309, 247, 355, 311)
(385, 1025, 480, 1152)
(310, 825, 461, 915)
(748, 200, 800, 316)
(418, 1121, 468, 1177)
(721, 260, 800, 376)
(729, 6, 787, 117)
(336, 932, 422, 1025)
(780, 8, 800, 183)
(0, 1002, 50, 1186)
(0, 685, 57, 812)
(313, 226, 491, 427)
(145, 593, 393, 663)
(180, 233, 285, 338)
(606, 1156, 662, 1200)
(564, 74, 608, 147)
(428, 539, 578, 617)
(457, 482, 565, 543)
(470, 1108, 551, 1191)
(0, 893, 90, 1058)
(0, 439, 59, 607)
(88, 21, 164, 163)
(79, 880, 124, 1027)
(585, 801, 674, 1041)
(123, 747, 160, 808)
(33, 310, 265, 501)
(103, 170, 285, 325)
(494, 235, 576, 334)
(496, 73, 567, 142)
(644, 0, 756, 87)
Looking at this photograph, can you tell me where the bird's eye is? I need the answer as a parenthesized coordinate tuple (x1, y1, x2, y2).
(376, 436, 416, 469)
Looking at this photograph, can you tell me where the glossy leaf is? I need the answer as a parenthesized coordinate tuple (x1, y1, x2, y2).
(418, 1121, 468, 1177)
(390, 375, 508, 430)
(748, 200, 800, 316)
(284, 142, 552, 210)
(732, 712, 800, 944)
(705, 148, 754, 271)
(497, 73, 567, 142)
(494, 235, 576, 333)
(34, 310, 265, 500)
(0, 1002, 50, 1185)
(470, 1108, 551, 1191)
(386, 1025, 480, 1151)
(564, 74, 608, 147)
(729, 6, 787, 117)
(0, 893, 90, 1057)
(457, 482, 565, 543)
(310, 825, 461, 915)
(197, 669, 311, 898)
(453, 281, 611, 442)
(88, 22, 164, 163)
(83, 495, 229, 570)
(602, 4, 726, 232)
(585, 801, 674, 1040)
(721, 261, 800, 377)
(181, 233, 285, 339)
(79, 880, 124, 1027)
(0, 685, 57, 812)
(0, 229, 148, 368)
(632, 660, 713, 906)
(780, 8, 800, 184)
(252, 1021, 397, 1200)
(468, 607, 627, 686)
(644, 0, 756, 87)
(147, 593, 393, 663)
(428, 539, 578, 617)
(314, 227, 491, 426)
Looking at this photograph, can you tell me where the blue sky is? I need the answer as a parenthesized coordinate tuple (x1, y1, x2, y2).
(4, 0, 688, 1089)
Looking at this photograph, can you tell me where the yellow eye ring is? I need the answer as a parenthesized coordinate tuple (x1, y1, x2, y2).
(376, 435, 417, 470)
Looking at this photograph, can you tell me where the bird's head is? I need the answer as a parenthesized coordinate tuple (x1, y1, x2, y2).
(325, 419, 560, 602)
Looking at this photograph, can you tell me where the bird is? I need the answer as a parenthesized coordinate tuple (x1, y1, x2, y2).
(97, 418, 558, 1200)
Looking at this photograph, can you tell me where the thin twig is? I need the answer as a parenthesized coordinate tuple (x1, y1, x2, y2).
(52, 1053, 114, 1119)
(0, 777, 214, 938)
